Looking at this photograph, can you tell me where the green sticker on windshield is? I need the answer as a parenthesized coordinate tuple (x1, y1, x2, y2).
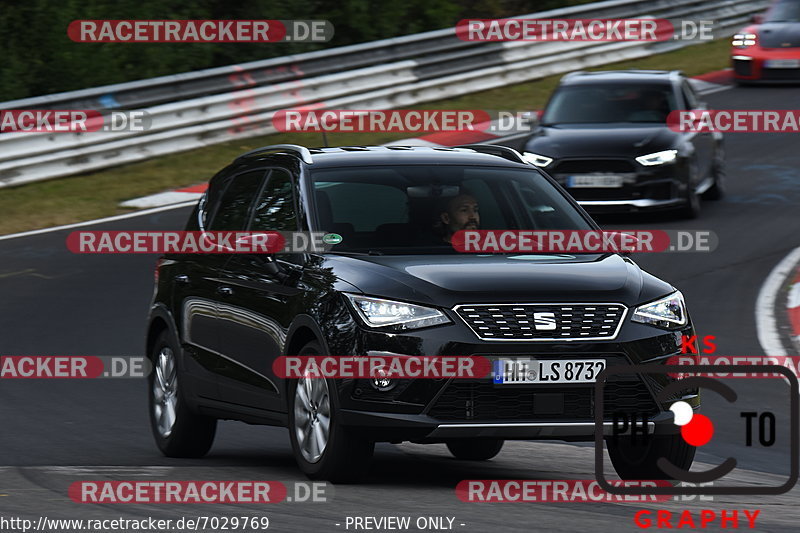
(323, 233, 342, 245)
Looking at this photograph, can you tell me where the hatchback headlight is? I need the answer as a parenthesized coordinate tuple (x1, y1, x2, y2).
(732, 33, 757, 48)
(636, 149, 677, 166)
(344, 294, 451, 330)
(632, 291, 688, 329)
(522, 152, 554, 167)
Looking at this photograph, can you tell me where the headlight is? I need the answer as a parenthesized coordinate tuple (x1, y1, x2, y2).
(635, 149, 677, 166)
(632, 291, 688, 329)
(344, 294, 451, 330)
(522, 152, 553, 167)
(732, 33, 757, 48)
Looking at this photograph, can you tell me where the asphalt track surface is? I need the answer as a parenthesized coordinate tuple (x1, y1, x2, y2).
(1, 85, 800, 532)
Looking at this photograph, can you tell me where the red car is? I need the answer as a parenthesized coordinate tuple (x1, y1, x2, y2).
(731, 0, 800, 82)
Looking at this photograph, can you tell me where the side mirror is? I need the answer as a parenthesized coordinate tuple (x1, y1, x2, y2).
(751, 14, 764, 24)
(520, 110, 540, 130)
(605, 231, 640, 256)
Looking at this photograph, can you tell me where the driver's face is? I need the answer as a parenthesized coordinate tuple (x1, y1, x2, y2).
(441, 194, 480, 235)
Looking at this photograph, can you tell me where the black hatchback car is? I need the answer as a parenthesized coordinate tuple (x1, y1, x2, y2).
(146, 144, 698, 482)
(522, 70, 725, 218)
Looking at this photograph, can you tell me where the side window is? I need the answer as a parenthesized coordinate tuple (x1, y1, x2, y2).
(208, 170, 266, 231)
(681, 82, 698, 109)
(250, 169, 298, 231)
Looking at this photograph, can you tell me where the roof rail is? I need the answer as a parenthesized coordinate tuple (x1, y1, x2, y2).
(454, 144, 529, 165)
(235, 144, 313, 164)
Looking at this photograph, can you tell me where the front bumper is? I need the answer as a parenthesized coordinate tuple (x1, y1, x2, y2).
(546, 158, 690, 213)
(329, 311, 697, 442)
(731, 48, 800, 82)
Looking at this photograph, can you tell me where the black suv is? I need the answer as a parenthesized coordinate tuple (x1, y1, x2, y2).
(146, 144, 697, 482)
(522, 70, 725, 218)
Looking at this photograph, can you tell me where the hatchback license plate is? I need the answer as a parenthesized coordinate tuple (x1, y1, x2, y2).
(567, 174, 624, 188)
(493, 359, 606, 384)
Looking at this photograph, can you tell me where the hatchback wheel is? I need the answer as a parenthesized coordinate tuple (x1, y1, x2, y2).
(148, 330, 216, 457)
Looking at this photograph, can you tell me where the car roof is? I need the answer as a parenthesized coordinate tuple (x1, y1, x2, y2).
(238, 145, 535, 169)
(559, 70, 683, 85)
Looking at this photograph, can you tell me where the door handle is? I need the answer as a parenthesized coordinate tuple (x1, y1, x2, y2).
(174, 275, 189, 284)
(216, 286, 234, 296)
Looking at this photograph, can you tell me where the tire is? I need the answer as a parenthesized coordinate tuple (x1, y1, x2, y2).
(288, 341, 374, 483)
(703, 149, 726, 201)
(446, 439, 504, 461)
(679, 159, 701, 219)
(606, 433, 695, 480)
(148, 330, 217, 457)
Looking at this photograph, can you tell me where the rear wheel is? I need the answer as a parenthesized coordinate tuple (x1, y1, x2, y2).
(288, 341, 374, 482)
(606, 433, 695, 479)
(446, 439, 504, 461)
(148, 330, 217, 457)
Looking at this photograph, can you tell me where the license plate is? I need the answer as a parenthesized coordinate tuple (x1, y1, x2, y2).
(765, 59, 800, 69)
(567, 174, 624, 188)
(493, 359, 606, 384)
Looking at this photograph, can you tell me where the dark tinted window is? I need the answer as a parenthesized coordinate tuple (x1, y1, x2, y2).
(766, 0, 800, 22)
(250, 169, 298, 231)
(208, 170, 266, 230)
(310, 165, 591, 254)
(543, 83, 676, 124)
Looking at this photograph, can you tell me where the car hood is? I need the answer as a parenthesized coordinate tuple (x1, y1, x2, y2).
(523, 125, 677, 160)
(324, 253, 674, 308)
(757, 22, 800, 48)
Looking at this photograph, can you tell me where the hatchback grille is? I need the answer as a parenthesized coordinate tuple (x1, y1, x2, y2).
(454, 303, 627, 341)
(428, 380, 657, 421)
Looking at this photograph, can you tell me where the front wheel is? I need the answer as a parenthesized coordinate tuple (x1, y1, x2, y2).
(288, 341, 374, 483)
(679, 160, 702, 219)
(703, 149, 726, 201)
(606, 433, 695, 480)
(148, 330, 217, 457)
(446, 439, 504, 461)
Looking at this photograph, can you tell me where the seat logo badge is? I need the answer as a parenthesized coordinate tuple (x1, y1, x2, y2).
(533, 312, 557, 330)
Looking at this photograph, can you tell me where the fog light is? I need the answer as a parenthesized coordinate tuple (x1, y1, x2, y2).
(370, 368, 396, 392)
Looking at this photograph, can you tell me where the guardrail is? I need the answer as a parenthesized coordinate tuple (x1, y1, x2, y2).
(0, 0, 768, 188)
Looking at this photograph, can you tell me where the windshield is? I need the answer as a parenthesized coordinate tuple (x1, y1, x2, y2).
(766, 0, 800, 22)
(541, 83, 676, 125)
(309, 165, 593, 254)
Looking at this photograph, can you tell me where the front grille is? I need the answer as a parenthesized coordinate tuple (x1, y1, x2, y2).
(551, 159, 636, 174)
(428, 379, 657, 421)
(455, 303, 627, 341)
